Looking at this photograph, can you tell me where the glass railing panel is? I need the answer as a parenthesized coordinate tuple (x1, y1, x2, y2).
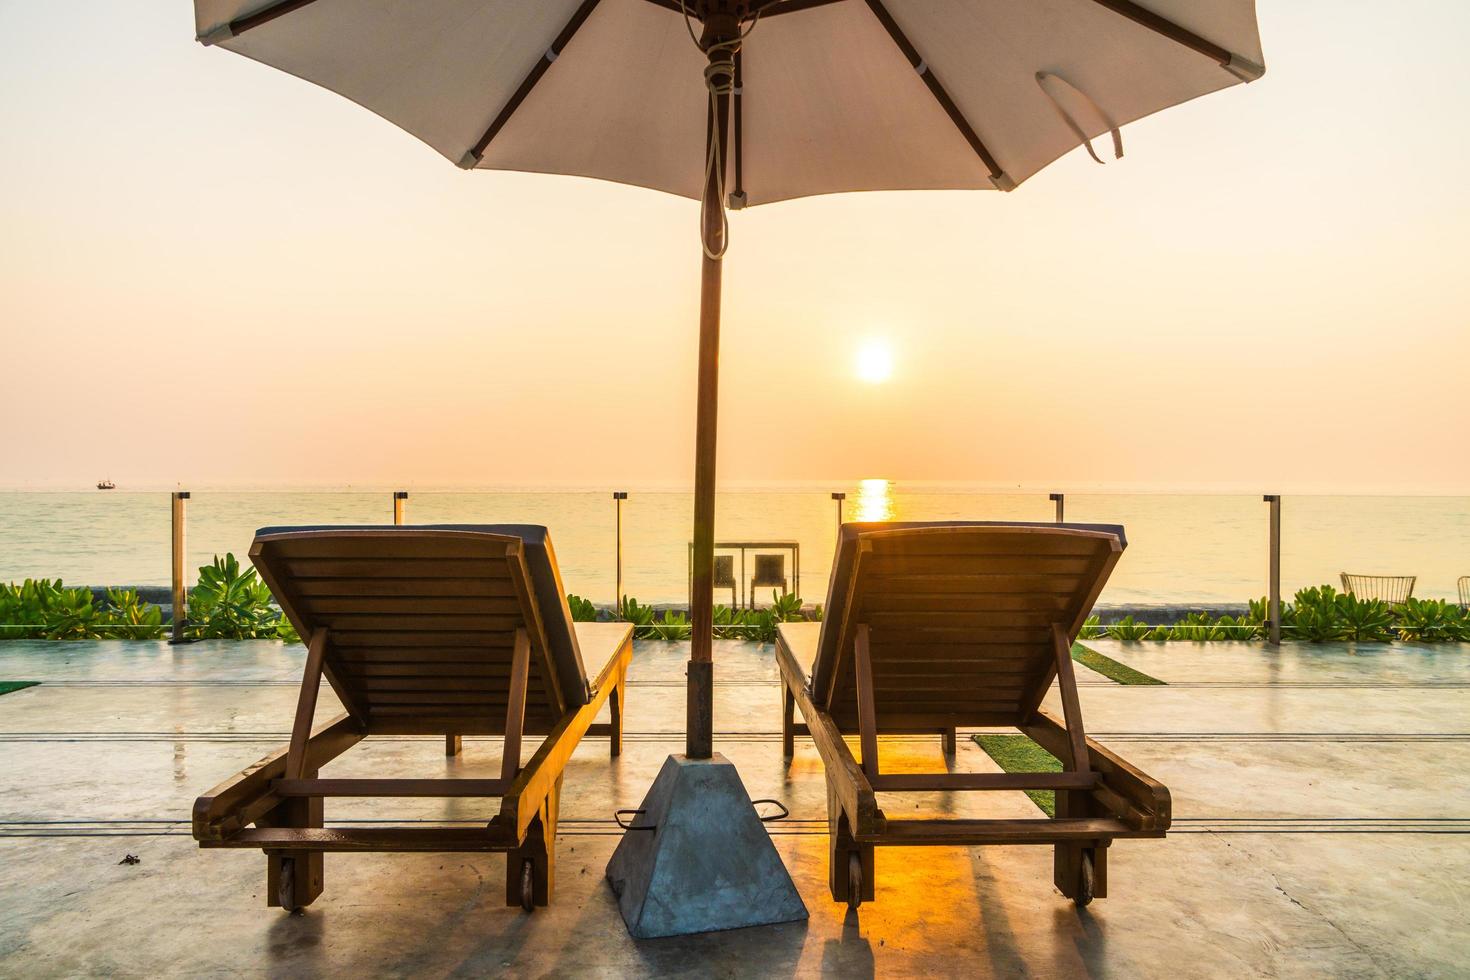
(0, 491, 172, 587)
(1281, 495, 1470, 603)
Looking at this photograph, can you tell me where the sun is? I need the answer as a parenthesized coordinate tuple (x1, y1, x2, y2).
(855, 340, 893, 384)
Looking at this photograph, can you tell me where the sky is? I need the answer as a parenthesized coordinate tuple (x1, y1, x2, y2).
(1, 1, 1467, 493)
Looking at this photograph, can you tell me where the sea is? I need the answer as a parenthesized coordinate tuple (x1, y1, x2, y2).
(0, 484, 1466, 607)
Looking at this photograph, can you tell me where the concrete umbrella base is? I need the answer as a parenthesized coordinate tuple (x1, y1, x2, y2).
(606, 753, 808, 939)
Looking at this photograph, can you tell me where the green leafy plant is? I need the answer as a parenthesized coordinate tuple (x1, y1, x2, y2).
(618, 596, 658, 640)
(712, 603, 741, 639)
(1145, 624, 1172, 641)
(1105, 615, 1150, 641)
(1213, 614, 1259, 641)
(0, 579, 56, 639)
(42, 586, 106, 640)
(187, 554, 280, 639)
(566, 594, 599, 623)
(745, 607, 779, 644)
(1078, 615, 1102, 640)
(274, 611, 301, 644)
(768, 592, 805, 622)
(100, 588, 166, 640)
(1336, 592, 1394, 643)
(1394, 598, 1468, 643)
(1289, 585, 1341, 642)
(652, 609, 692, 641)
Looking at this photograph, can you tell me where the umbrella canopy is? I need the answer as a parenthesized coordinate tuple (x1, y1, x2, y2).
(193, 0, 1264, 763)
(196, 0, 1263, 206)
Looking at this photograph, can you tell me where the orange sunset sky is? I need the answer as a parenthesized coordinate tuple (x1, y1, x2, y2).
(1, 1, 1467, 493)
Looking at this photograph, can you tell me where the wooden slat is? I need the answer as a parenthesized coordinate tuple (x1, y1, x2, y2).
(869, 556, 1094, 576)
(868, 627, 1052, 645)
(332, 632, 517, 649)
(854, 625, 879, 779)
(209, 827, 517, 853)
(292, 577, 517, 597)
(863, 574, 1084, 595)
(301, 596, 521, 615)
(866, 535, 1108, 558)
(283, 558, 510, 579)
(860, 594, 1072, 613)
(830, 710, 1021, 730)
(192, 715, 364, 842)
(285, 630, 328, 780)
(872, 816, 1137, 846)
(1021, 709, 1172, 832)
(272, 778, 508, 798)
(865, 611, 1062, 629)
(501, 629, 531, 783)
(351, 676, 525, 692)
(312, 614, 523, 632)
(869, 772, 1099, 793)
(264, 536, 513, 560)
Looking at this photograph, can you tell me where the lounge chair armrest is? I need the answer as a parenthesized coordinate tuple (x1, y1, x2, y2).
(192, 714, 364, 841)
(775, 635, 882, 837)
(496, 632, 634, 841)
(1021, 709, 1172, 831)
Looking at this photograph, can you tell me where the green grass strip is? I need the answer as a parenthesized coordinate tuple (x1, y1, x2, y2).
(0, 681, 40, 697)
(973, 734, 1061, 817)
(1072, 642, 1165, 686)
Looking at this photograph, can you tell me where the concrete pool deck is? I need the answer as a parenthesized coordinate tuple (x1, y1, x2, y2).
(0, 637, 1466, 977)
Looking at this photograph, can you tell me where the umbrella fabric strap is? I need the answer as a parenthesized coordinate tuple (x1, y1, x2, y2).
(680, 1, 761, 260)
(1035, 71, 1123, 165)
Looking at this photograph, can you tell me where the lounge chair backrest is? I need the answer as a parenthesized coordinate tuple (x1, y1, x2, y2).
(810, 522, 1125, 731)
(250, 525, 590, 736)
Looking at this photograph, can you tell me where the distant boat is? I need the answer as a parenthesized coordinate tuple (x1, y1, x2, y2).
(96, 480, 116, 491)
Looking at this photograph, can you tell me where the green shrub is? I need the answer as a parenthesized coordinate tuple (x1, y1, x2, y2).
(618, 596, 658, 640)
(0, 580, 167, 640)
(652, 609, 692, 641)
(1078, 615, 1102, 640)
(566, 594, 599, 622)
(768, 591, 804, 622)
(1213, 614, 1259, 641)
(187, 554, 281, 639)
(100, 589, 166, 640)
(1336, 592, 1395, 643)
(1105, 615, 1150, 641)
(1394, 598, 1468, 643)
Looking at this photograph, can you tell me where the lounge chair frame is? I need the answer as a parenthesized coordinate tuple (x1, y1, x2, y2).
(191, 529, 632, 913)
(777, 524, 1171, 908)
(1340, 572, 1416, 606)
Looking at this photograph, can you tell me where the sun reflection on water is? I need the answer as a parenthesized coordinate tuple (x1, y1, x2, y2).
(855, 478, 896, 522)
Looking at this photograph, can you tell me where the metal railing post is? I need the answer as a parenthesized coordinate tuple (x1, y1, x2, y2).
(170, 491, 190, 644)
(831, 491, 846, 529)
(392, 491, 408, 525)
(1050, 492, 1065, 523)
(613, 491, 628, 615)
(1264, 494, 1281, 645)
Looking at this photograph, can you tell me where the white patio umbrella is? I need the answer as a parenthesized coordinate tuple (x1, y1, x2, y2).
(193, 0, 1264, 934)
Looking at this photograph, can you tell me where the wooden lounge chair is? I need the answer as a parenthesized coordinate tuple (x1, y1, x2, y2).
(777, 522, 1170, 910)
(191, 526, 632, 913)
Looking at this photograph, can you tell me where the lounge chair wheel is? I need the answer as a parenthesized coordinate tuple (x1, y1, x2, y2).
(1074, 850, 1095, 908)
(846, 851, 864, 911)
(520, 859, 535, 913)
(278, 857, 299, 913)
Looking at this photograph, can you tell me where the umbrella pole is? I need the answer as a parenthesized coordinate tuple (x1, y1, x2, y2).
(687, 19, 734, 761)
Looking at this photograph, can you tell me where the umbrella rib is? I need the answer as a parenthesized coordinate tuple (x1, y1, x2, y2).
(861, 0, 1011, 190)
(730, 49, 745, 206)
(460, 0, 605, 168)
(1084, 0, 1264, 79)
(197, 0, 322, 44)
